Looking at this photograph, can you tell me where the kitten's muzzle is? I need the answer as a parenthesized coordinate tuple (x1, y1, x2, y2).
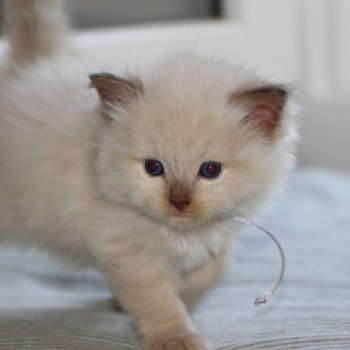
(169, 199, 191, 211)
(168, 181, 193, 212)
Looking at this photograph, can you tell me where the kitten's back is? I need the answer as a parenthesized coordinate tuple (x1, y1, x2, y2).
(0, 60, 96, 245)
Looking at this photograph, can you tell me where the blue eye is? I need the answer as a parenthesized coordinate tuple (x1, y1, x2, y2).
(199, 162, 222, 179)
(145, 159, 164, 176)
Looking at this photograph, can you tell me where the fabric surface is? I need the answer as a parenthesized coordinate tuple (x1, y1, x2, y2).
(0, 167, 349, 350)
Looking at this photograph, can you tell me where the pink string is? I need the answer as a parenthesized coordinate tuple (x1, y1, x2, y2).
(229, 215, 286, 306)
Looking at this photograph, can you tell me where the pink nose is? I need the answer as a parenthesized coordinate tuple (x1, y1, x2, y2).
(170, 200, 191, 211)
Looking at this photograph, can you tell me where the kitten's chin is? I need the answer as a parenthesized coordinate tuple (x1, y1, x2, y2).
(165, 216, 200, 231)
(138, 203, 221, 231)
(147, 210, 202, 231)
(164, 211, 221, 232)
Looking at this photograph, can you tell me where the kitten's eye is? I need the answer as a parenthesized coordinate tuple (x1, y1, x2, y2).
(145, 159, 164, 176)
(199, 162, 222, 179)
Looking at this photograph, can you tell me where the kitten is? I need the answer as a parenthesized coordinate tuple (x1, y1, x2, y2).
(0, 0, 297, 349)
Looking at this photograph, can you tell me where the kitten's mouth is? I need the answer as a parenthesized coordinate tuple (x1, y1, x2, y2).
(174, 210, 190, 219)
(167, 209, 194, 224)
(144, 203, 217, 230)
(161, 208, 224, 231)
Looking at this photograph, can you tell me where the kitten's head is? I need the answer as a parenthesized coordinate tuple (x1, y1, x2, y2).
(90, 54, 297, 231)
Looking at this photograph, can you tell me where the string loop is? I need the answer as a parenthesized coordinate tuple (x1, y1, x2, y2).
(229, 215, 285, 306)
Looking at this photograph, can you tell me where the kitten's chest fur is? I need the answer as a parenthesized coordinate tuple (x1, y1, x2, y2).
(156, 224, 233, 274)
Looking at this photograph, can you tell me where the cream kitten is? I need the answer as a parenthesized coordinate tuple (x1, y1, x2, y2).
(0, 1, 297, 349)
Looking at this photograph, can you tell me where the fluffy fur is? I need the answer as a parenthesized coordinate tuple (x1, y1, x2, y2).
(0, 1, 297, 349)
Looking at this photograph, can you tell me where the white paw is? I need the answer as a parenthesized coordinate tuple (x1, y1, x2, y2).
(147, 333, 213, 350)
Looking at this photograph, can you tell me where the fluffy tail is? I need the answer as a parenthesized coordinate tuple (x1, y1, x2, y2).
(4, 0, 67, 64)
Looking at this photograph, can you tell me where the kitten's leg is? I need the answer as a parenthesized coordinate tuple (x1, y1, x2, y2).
(181, 253, 228, 312)
(98, 251, 213, 350)
(111, 298, 125, 312)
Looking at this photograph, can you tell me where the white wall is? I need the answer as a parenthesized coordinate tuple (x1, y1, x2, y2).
(225, 0, 302, 82)
(297, 0, 350, 170)
(332, 0, 350, 98)
(223, 0, 350, 171)
(223, 0, 350, 99)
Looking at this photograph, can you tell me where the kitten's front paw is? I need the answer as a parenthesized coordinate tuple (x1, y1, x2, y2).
(147, 333, 212, 350)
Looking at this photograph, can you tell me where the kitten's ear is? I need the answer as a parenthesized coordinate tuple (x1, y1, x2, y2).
(229, 85, 288, 139)
(89, 73, 143, 118)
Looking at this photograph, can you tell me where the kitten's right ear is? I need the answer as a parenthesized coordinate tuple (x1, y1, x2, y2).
(229, 85, 288, 140)
(89, 73, 143, 120)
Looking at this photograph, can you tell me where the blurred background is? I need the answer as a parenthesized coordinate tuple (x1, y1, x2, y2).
(1, 0, 349, 171)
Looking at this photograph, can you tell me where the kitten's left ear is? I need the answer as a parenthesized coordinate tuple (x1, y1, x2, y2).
(89, 73, 143, 117)
(229, 85, 288, 139)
